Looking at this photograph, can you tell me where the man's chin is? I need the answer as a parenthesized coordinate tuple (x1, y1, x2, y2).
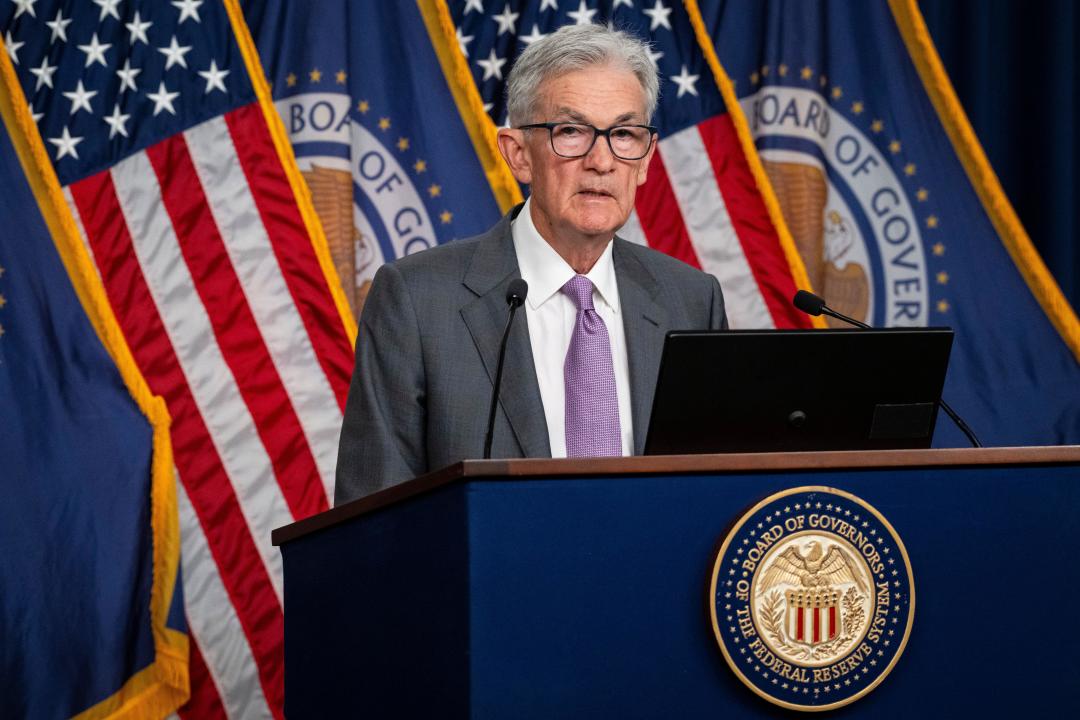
(570, 224, 620, 242)
(568, 210, 626, 240)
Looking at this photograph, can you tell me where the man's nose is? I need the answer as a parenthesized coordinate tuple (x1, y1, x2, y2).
(582, 133, 616, 171)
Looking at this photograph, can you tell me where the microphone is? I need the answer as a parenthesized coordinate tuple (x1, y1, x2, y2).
(791, 290, 982, 448)
(484, 279, 529, 459)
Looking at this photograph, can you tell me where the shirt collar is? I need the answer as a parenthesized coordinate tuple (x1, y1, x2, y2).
(511, 197, 621, 313)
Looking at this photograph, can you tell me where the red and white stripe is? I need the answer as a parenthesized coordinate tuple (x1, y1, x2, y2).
(184, 117, 344, 499)
(65, 102, 351, 720)
(630, 114, 814, 330)
(177, 479, 271, 719)
(788, 605, 839, 644)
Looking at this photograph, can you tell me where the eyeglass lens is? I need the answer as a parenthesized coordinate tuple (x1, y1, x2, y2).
(550, 123, 652, 159)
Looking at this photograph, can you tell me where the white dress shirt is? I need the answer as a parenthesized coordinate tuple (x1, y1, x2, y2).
(511, 198, 634, 458)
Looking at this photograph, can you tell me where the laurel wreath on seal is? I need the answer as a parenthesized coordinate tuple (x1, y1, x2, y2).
(759, 588, 866, 662)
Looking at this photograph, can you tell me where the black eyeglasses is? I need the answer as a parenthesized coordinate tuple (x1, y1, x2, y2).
(518, 122, 658, 160)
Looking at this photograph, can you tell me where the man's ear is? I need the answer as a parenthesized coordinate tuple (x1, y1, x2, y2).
(635, 135, 657, 186)
(497, 128, 533, 185)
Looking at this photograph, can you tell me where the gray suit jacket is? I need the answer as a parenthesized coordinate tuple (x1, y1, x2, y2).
(334, 206, 727, 503)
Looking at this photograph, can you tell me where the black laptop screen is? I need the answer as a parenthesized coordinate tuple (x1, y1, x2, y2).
(643, 328, 954, 455)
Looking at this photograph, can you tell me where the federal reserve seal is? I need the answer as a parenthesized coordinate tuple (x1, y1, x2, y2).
(709, 486, 914, 711)
(739, 83, 937, 329)
(275, 90, 449, 318)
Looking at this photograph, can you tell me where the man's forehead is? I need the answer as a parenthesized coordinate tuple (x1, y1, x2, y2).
(536, 67, 647, 122)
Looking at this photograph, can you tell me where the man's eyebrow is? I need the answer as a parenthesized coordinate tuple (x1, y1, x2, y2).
(552, 107, 589, 122)
(551, 108, 646, 124)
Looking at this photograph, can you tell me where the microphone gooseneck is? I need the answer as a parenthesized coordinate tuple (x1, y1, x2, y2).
(791, 291, 982, 448)
(484, 279, 529, 459)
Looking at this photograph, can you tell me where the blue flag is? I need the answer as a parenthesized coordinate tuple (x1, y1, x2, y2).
(0, 40, 186, 720)
(244, 0, 515, 319)
(698, 0, 1080, 445)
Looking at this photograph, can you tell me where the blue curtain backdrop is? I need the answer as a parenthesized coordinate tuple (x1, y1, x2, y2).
(920, 0, 1078, 309)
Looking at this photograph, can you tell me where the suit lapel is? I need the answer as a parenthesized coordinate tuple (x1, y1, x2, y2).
(613, 240, 669, 454)
(460, 212, 551, 458)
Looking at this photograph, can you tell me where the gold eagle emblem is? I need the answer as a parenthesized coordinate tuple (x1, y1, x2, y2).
(763, 160, 870, 327)
(757, 541, 868, 595)
(302, 164, 375, 316)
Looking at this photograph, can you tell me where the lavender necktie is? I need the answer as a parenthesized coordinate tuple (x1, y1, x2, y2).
(562, 275, 622, 457)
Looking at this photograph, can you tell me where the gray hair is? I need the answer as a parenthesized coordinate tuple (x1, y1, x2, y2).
(505, 24, 659, 127)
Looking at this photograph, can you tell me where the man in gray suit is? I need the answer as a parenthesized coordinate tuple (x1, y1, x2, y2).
(335, 24, 727, 503)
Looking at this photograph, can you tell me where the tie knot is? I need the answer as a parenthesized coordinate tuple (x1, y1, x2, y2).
(561, 275, 595, 311)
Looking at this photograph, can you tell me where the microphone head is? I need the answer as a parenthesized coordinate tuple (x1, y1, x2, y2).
(506, 278, 529, 308)
(793, 289, 826, 316)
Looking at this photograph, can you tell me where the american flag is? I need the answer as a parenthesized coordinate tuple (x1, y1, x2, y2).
(2, 0, 354, 717)
(450, 0, 814, 329)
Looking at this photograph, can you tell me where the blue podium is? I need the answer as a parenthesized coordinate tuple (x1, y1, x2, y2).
(273, 447, 1080, 718)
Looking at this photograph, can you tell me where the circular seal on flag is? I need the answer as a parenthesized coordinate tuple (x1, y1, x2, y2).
(274, 90, 442, 318)
(709, 486, 914, 711)
(739, 85, 933, 329)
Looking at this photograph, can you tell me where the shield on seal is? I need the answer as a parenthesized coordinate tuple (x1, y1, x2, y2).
(785, 588, 840, 646)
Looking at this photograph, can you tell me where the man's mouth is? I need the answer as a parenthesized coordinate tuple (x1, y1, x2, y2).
(577, 189, 612, 197)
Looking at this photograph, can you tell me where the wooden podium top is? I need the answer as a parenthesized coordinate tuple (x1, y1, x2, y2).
(272, 445, 1080, 545)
